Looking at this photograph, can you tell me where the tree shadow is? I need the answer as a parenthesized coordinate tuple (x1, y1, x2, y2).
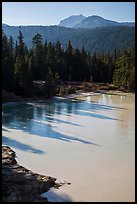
(2, 128, 10, 132)
(53, 98, 124, 120)
(41, 189, 73, 202)
(2, 135, 45, 154)
(2, 97, 125, 148)
(77, 109, 119, 120)
(88, 102, 127, 111)
(46, 116, 84, 127)
(3, 121, 100, 146)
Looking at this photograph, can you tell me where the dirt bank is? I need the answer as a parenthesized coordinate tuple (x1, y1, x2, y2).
(2, 146, 63, 202)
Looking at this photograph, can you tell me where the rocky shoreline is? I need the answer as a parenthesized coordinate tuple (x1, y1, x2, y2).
(2, 146, 63, 202)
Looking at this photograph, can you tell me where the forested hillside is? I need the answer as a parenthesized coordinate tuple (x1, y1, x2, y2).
(2, 24, 135, 55)
(2, 30, 135, 99)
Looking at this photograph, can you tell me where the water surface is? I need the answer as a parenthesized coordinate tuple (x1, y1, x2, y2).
(2, 93, 135, 202)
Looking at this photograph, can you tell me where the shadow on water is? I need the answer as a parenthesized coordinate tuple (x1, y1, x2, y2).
(2, 128, 10, 132)
(2, 135, 45, 154)
(52, 100, 123, 121)
(87, 102, 127, 111)
(2, 97, 125, 148)
(3, 121, 100, 146)
(77, 109, 119, 120)
(41, 189, 73, 202)
(46, 116, 84, 127)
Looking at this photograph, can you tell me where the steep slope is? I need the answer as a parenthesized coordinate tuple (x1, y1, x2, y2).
(74, 15, 121, 28)
(59, 15, 134, 29)
(59, 14, 86, 28)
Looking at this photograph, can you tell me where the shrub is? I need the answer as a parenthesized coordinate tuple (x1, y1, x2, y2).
(82, 81, 89, 91)
(66, 85, 76, 94)
(55, 87, 60, 95)
(59, 87, 66, 96)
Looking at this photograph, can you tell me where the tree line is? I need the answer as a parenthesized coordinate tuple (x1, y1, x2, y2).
(2, 30, 135, 98)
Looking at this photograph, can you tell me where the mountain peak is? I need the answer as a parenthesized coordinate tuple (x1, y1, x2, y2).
(88, 15, 103, 18)
(59, 14, 86, 28)
(74, 15, 119, 28)
(59, 14, 134, 29)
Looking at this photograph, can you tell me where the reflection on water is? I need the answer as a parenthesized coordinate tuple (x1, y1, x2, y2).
(86, 93, 135, 132)
(2, 93, 135, 202)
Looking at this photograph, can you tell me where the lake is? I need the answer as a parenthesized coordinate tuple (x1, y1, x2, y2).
(2, 92, 135, 202)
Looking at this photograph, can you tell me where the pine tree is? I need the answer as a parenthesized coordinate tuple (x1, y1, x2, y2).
(14, 31, 32, 94)
(65, 40, 73, 80)
(44, 67, 55, 98)
(2, 32, 14, 91)
(113, 47, 135, 89)
(32, 33, 45, 80)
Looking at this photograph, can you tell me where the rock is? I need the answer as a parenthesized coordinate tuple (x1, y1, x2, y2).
(2, 146, 17, 165)
(2, 146, 61, 202)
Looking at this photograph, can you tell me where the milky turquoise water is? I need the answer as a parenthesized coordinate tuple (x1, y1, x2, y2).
(2, 93, 135, 202)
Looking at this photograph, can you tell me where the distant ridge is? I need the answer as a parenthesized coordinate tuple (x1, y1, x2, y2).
(58, 14, 135, 28)
(2, 23, 10, 26)
(2, 23, 135, 56)
(3, 15, 135, 29)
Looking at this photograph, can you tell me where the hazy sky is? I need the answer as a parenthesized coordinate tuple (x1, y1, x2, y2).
(2, 2, 135, 26)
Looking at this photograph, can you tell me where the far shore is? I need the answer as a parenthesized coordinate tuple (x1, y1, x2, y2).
(58, 89, 134, 101)
(2, 82, 135, 104)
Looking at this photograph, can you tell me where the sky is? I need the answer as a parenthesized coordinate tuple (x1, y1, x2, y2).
(2, 2, 135, 26)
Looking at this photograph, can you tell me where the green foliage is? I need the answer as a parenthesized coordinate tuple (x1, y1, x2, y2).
(82, 81, 90, 91)
(2, 29, 135, 99)
(54, 72, 60, 83)
(66, 85, 76, 94)
(59, 87, 66, 96)
(2, 31, 14, 91)
(32, 33, 42, 48)
(59, 86, 76, 96)
(55, 87, 60, 95)
(113, 47, 135, 89)
(44, 67, 60, 98)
